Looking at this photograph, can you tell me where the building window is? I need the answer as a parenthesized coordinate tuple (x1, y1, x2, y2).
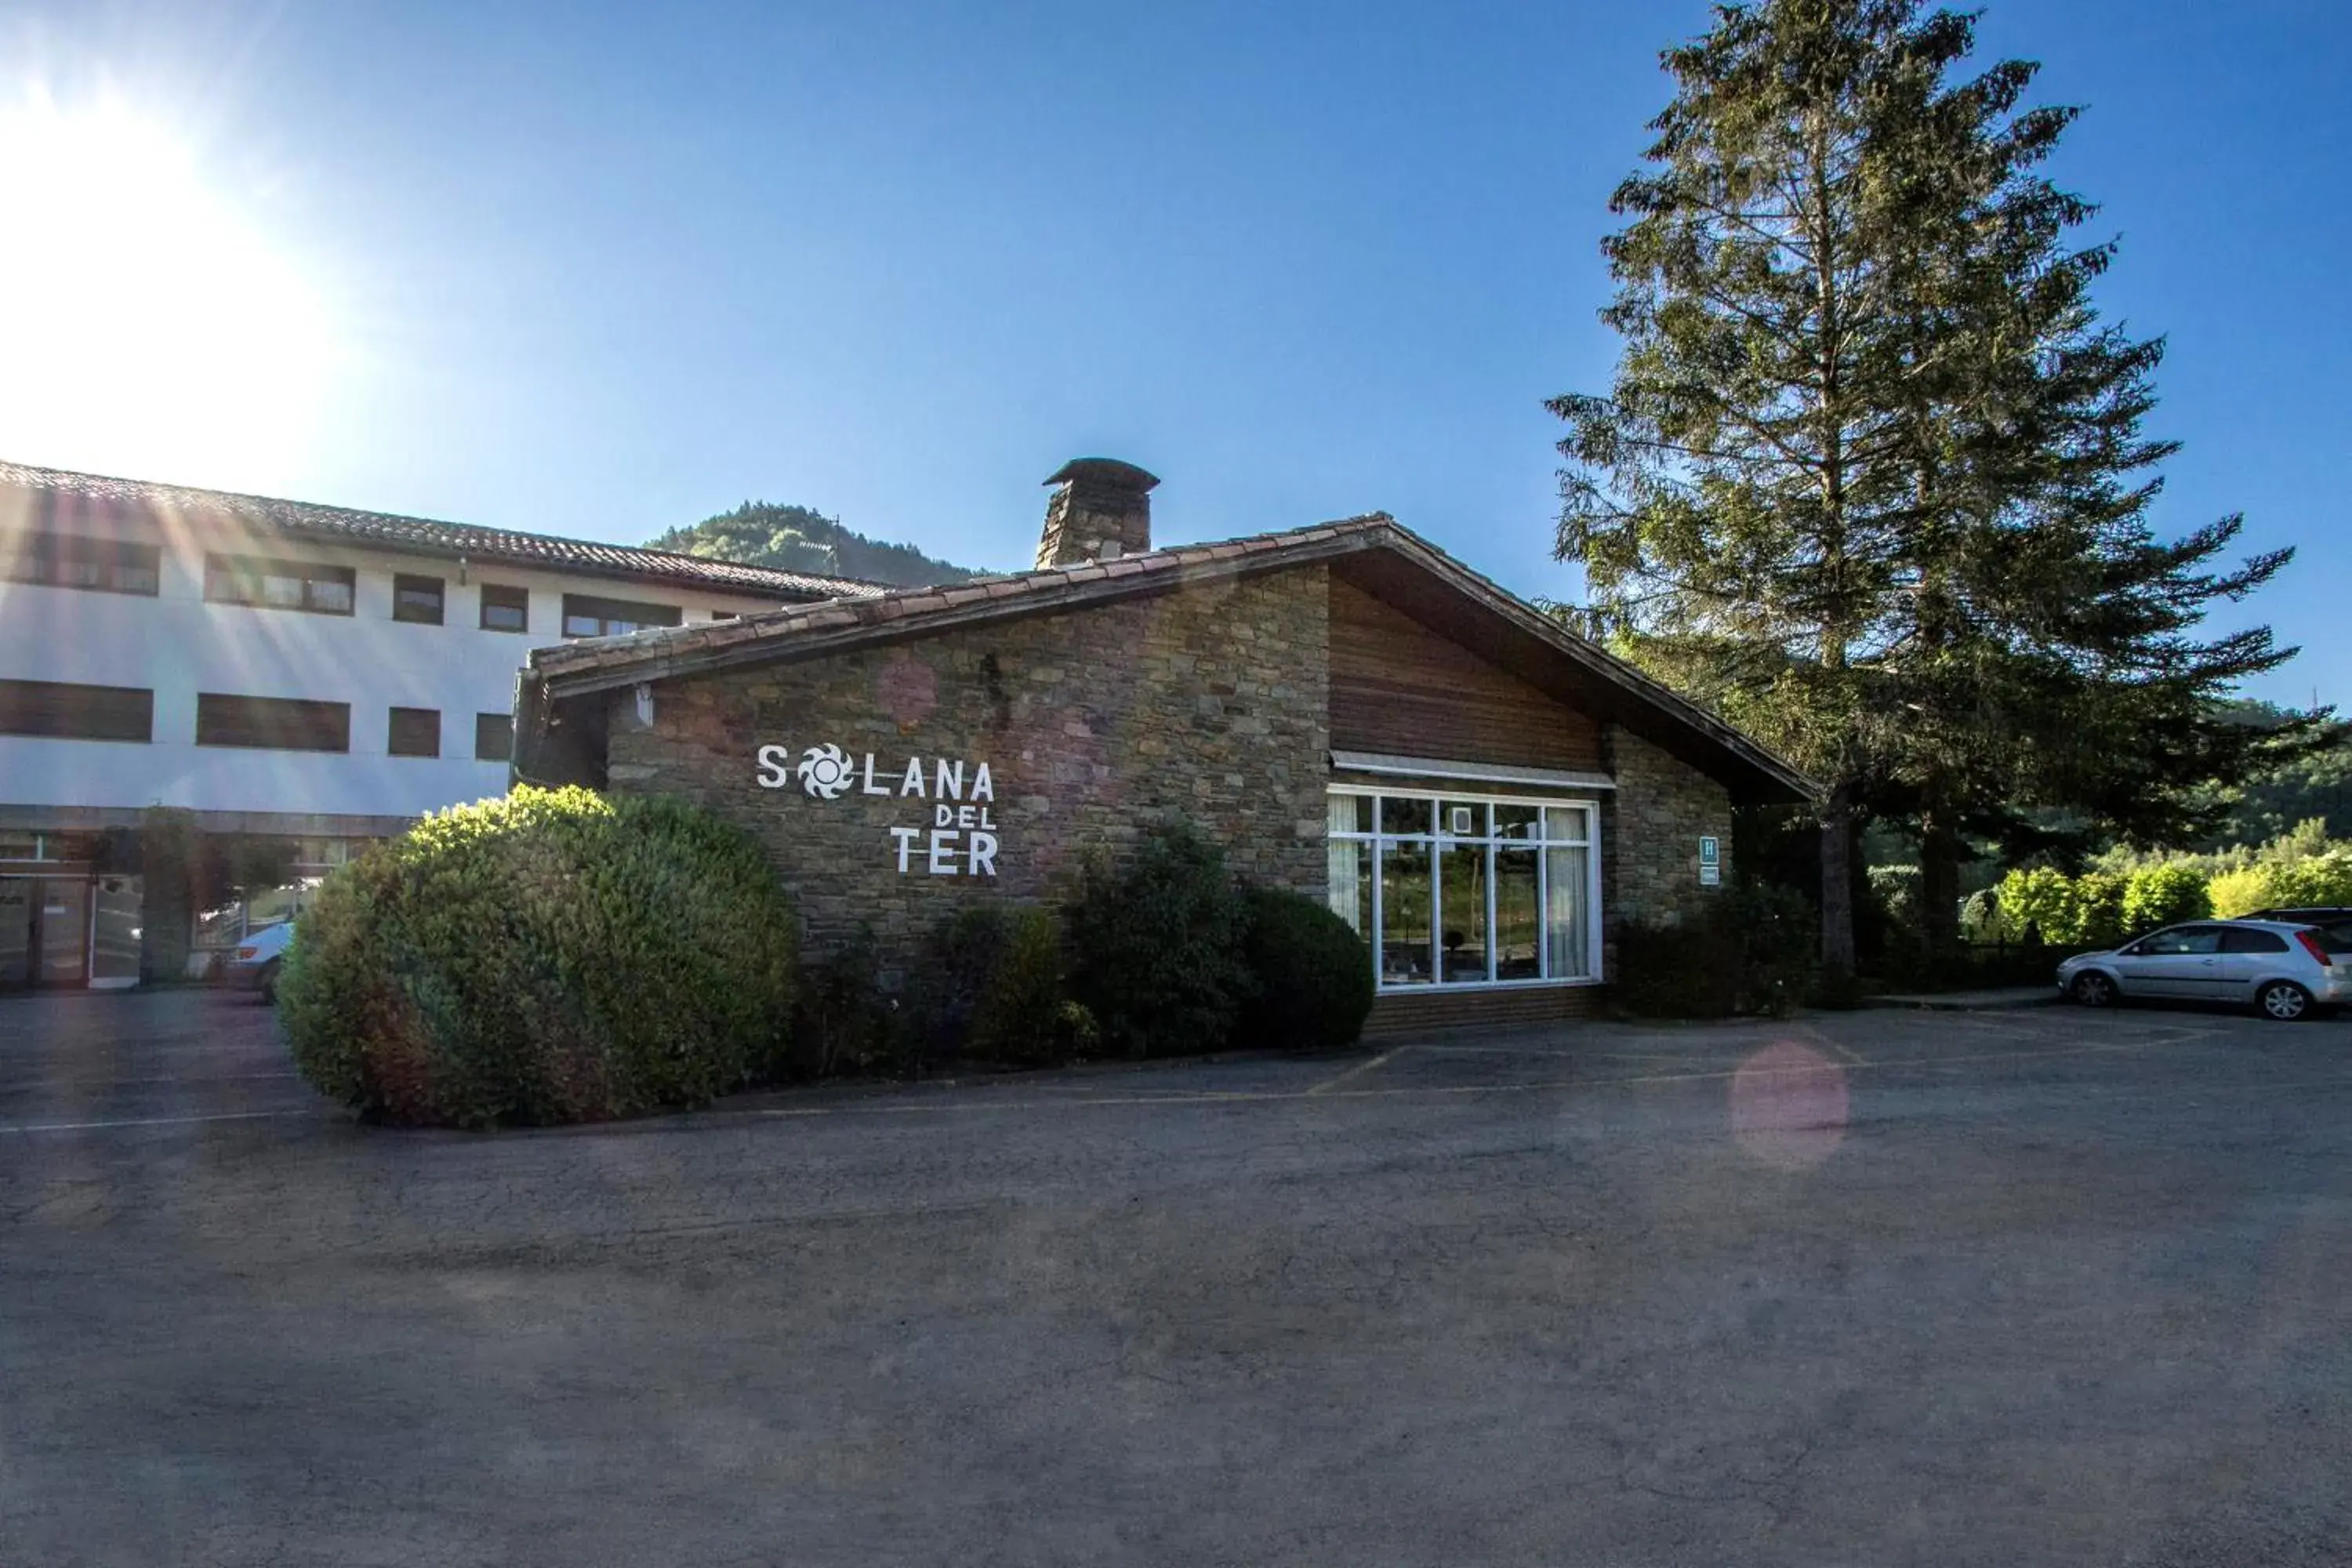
(2, 532, 162, 595)
(0, 679, 154, 742)
(1327, 788, 1595, 989)
(479, 583, 529, 633)
(195, 693, 350, 753)
(474, 712, 514, 763)
(392, 573, 445, 625)
(387, 706, 441, 758)
(204, 554, 357, 615)
(561, 593, 682, 638)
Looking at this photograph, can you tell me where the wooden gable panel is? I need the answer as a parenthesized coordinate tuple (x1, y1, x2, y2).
(1329, 578, 1604, 770)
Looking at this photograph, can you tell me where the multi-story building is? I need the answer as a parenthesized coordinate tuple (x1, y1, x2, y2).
(0, 459, 881, 986)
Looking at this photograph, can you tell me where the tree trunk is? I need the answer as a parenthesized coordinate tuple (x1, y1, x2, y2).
(1918, 810, 1964, 955)
(1819, 783, 1857, 978)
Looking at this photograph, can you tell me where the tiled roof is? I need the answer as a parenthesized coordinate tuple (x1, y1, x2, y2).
(521, 512, 1818, 804)
(0, 459, 887, 602)
(529, 514, 1396, 684)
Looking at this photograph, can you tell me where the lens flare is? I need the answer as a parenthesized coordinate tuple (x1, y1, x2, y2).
(0, 84, 339, 478)
(1728, 1039, 1849, 1170)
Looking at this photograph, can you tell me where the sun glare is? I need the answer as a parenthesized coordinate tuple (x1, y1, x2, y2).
(0, 88, 338, 481)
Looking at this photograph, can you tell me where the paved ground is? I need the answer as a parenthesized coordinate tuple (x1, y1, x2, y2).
(3, 990, 2349, 1567)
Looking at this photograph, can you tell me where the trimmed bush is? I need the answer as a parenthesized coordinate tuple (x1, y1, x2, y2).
(793, 924, 902, 1079)
(1233, 886, 1375, 1051)
(278, 786, 798, 1127)
(2210, 849, 2352, 916)
(904, 903, 1075, 1069)
(1067, 823, 1252, 1058)
(1613, 883, 1817, 1018)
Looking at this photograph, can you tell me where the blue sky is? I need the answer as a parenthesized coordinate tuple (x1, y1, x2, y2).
(2, 0, 2344, 707)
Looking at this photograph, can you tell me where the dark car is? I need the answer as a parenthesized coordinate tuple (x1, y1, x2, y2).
(2246, 907, 2352, 954)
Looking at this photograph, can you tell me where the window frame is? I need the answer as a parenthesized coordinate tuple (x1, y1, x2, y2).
(561, 592, 683, 639)
(194, 693, 352, 753)
(391, 573, 446, 626)
(1327, 786, 1602, 993)
(474, 711, 515, 763)
(387, 706, 441, 759)
(478, 583, 530, 633)
(203, 553, 358, 616)
(0, 679, 154, 742)
(2, 532, 163, 596)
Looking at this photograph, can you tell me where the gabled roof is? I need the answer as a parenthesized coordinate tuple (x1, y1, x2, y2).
(0, 459, 887, 603)
(522, 514, 1816, 804)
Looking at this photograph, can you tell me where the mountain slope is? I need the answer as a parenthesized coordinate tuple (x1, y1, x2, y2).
(648, 501, 981, 589)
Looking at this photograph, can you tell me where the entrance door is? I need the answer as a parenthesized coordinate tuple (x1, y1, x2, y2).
(0, 880, 31, 987)
(35, 877, 89, 986)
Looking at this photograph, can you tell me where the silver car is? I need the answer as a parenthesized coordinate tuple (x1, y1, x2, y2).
(2057, 919, 2351, 1021)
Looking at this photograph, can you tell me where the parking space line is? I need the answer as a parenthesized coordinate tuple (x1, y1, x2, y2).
(0, 1109, 315, 1134)
(1306, 1045, 1408, 1095)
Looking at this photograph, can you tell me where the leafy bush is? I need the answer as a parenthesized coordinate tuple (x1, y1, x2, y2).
(1067, 824, 1253, 1058)
(793, 924, 903, 1079)
(902, 903, 1078, 1069)
(2209, 850, 2352, 916)
(2121, 863, 2212, 932)
(1232, 886, 1375, 1051)
(278, 786, 798, 1127)
(1991, 866, 2128, 946)
(2071, 872, 2128, 947)
(1613, 883, 1817, 1018)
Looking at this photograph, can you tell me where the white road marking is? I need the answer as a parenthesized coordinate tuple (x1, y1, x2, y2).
(1305, 1045, 1407, 1095)
(0, 1109, 313, 1134)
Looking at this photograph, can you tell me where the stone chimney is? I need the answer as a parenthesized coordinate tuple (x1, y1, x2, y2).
(1036, 458, 1158, 569)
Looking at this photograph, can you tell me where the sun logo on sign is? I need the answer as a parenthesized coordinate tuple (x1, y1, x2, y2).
(797, 743, 855, 799)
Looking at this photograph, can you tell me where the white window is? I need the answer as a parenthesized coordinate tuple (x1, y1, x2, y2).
(1327, 788, 1599, 989)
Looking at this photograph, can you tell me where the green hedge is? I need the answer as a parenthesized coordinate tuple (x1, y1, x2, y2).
(278, 786, 798, 1127)
(1614, 883, 1817, 1018)
(1067, 824, 1254, 1058)
(1233, 886, 1376, 1052)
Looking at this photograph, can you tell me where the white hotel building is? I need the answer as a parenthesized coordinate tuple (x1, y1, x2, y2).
(0, 459, 881, 987)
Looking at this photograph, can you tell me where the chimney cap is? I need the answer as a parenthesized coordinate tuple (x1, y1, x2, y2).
(1044, 457, 1159, 493)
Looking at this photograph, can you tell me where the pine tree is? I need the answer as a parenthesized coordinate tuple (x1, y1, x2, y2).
(1552, 0, 2314, 970)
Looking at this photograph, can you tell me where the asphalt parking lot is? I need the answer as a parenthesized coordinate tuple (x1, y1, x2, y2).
(3, 990, 2349, 1567)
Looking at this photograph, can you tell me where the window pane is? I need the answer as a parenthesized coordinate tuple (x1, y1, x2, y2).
(1379, 796, 1431, 837)
(309, 577, 354, 614)
(1437, 842, 1490, 982)
(1545, 844, 1591, 978)
(1327, 834, 1370, 941)
(475, 712, 514, 763)
(0, 680, 153, 742)
(1494, 804, 1541, 841)
(1544, 804, 1591, 844)
(387, 707, 441, 758)
(1496, 847, 1541, 979)
(1327, 792, 1373, 835)
(1379, 838, 1432, 985)
(480, 586, 528, 632)
(394, 575, 445, 625)
(1439, 800, 1487, 840)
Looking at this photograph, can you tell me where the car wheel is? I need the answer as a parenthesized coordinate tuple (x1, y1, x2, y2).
(2071, 971, 2116, 1008)
(2256, 980, 2312, 1022)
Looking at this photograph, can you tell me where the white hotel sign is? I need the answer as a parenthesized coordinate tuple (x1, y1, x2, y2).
(757, 743, 1000, 877)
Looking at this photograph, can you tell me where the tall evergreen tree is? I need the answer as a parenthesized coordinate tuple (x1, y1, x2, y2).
(1552, 0, 2312, 969)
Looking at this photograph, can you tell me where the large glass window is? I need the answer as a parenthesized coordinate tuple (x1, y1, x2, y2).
(1327, 788, 1596, 989)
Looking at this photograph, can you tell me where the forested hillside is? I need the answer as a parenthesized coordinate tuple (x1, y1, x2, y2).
(649, 501, 981, 588)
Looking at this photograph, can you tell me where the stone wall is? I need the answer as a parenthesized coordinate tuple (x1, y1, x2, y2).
(604, 568, 1331, 970)
(1602, 723, 1733, 936)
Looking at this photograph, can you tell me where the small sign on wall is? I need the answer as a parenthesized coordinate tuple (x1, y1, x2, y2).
(1698, 835, 1721, 887)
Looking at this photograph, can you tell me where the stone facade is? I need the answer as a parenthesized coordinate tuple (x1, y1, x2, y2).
(605, 567, 1331, 967)
(1600, 723, 1734, 936)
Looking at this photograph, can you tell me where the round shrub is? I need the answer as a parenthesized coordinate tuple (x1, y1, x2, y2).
(278, 786, 798, 1127)
(1066, 823, 1251, 1058)
(904, 903, 1073, 1069)
(1233, 886, 1374, 1051)
(2121, 862, 2211, 933)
